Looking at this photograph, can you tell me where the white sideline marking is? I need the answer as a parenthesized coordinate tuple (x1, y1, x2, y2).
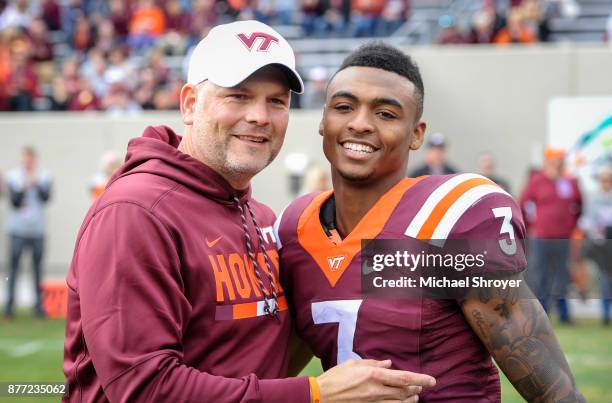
(9, 341, 44, 358)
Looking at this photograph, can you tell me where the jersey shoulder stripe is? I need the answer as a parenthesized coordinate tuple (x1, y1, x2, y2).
(431, 184, 509, 240)
(404, 173, 511, 243)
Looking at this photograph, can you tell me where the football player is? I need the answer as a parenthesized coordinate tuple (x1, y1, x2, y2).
(277, 43, 585, 402)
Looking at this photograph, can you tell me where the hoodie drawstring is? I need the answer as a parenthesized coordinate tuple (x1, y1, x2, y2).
(233, 196, 279, 317)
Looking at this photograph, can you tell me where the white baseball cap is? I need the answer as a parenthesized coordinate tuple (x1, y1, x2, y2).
(187, 20, 304, 94)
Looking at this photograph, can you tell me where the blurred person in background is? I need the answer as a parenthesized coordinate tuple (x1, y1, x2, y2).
(151, 81, 181, 110)
(133, 66, 157, 109)
(160, 0, 191, 55)
(0, 28, 11, 110)
(408, 132, 458, 177)
(5, 33, 39, 111)
(93, 17, 120, 54)
(4, 146, 52, 319)
(275, 0, 298, 25)
(300, 164, 330, 194)
(227, 0, 252, 21)
(26, 17, 53, 64)
(102, 82, 143, 115)
(60, 55, 81, 97)
(468, 10, 496, 44)
(40, 0, 61, 31)
(380, 0, 409, 36)
(83, 0, 110, 21)
(522, 0, 551, 42)
(151, 87, 173, 109)
(352, 0, 385, 37)
(108, 0, 130, 39)
(300, 0, 352, 37)
(467, 1, 506, 44)
(48, 75, 69, 110)
(72, 13, 94, 54)
(315, 0, 347, 37)
(0, 0, 34, 31)
(128, 0, 166, 51)
(520, 147, 582, 323)
(89, 150, 122, 200)
(61, 0, 84, 40)
(300, 0, 329, 37)
(104, 46, 137, 91)
(165, 0, 192, 35)
(190, 0, 219, 40)
(606, 8, 612, 41)
(477, 151, 511, 193)
(147, 47, 170, 85)
(494, 7, 537, 44)
(240, 0, 275, 24)
(80, 47, 109, 98)
(26, 18, 54, 95)
(301, 66, 327, 109)
(437, 15, 466, 45)
(68, 77, 100, 110)
(580, 165, 612, 325)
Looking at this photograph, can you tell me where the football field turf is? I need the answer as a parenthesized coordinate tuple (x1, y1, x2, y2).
(0, 315, 609, 402)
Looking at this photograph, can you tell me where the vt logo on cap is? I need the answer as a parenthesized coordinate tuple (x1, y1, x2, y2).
(186, 20, 304, 93)
(237, 32, 279, 52)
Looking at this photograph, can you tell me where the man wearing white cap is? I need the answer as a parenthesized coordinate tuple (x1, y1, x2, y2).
(63, 20, 433, 402)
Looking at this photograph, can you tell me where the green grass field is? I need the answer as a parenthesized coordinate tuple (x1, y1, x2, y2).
(0, 315, 609, 402)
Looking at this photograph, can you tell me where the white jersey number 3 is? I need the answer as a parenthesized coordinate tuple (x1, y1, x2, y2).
(311, 299, 363, 364)
(492, 207, 516, 255)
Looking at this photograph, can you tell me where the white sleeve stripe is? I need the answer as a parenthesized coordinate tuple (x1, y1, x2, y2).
(431, 184, 509, 242)
(273, 207, 287, 250)
(405, 173, 488, 238)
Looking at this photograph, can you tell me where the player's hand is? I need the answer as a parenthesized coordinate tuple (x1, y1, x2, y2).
(315, 359, 435, 403)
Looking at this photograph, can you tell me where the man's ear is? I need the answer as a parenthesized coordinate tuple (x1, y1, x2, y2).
(180, 84, 198, 126)
(318, 105, 326, 137)
(409, 121, 427, 150)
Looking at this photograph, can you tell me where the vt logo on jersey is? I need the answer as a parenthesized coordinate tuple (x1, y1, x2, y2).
(327, 255, 347, 271)
(237, 32, 279, 51)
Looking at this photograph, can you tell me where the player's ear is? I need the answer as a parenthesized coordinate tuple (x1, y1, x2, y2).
(409, 121, 426, 150)
(180, 83, 198, 126)
(318, 108, 325, 137)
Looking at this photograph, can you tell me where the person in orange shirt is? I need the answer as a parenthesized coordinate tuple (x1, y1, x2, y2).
(494, 7, 537, 44)
(128, 0, 166, 50)
(89, 151, 123, 200)
(352, 0, 386, 36)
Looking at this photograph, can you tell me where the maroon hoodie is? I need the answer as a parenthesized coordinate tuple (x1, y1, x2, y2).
(63, 126, 310, 402)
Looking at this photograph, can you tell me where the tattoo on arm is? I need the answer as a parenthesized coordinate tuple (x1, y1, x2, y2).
(465, 283, 584, 402)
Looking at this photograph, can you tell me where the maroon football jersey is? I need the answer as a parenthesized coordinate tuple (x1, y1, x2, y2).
(277, 174, 527, 402)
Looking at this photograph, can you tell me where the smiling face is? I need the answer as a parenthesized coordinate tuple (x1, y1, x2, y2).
(320, 66, 426, 187)
(180, 65, 291, 187)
